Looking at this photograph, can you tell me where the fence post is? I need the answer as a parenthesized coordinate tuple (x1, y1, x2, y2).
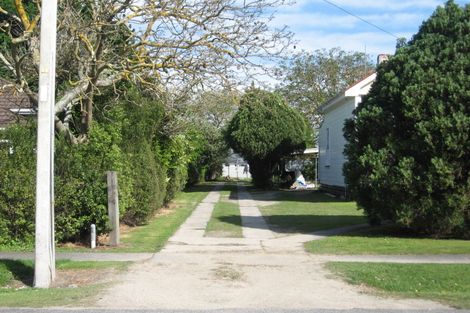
(107, 171, 120, 246)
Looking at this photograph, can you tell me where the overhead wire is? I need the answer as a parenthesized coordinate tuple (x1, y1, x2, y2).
(321, 0, 400, 39)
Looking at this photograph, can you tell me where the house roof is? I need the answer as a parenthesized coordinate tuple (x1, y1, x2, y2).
(0, 79, 35, 127)
(319, 72, 376, 114)
(291, 147, 319, 156)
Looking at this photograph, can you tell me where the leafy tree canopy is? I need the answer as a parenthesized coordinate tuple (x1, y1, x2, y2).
(0, 0, 292, 142)
(343, 0, 470, 238)
(226, 88, 311, 187)
(184, 90, 240, 180)
(276, 48, 374, 129)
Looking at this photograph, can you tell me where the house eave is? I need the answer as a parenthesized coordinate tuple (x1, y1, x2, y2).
(319, 93, 345, 114)
(319, 72, 377, 113)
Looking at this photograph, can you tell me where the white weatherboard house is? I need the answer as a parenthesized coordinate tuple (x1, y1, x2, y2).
(318, 72, 376, 196)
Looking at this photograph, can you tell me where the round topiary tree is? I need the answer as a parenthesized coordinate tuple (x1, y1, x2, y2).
(226, 88, 311, 187)
(344, 0, 470, 238)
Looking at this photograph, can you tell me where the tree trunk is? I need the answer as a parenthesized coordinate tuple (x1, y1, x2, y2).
(249, 158, 274, 188)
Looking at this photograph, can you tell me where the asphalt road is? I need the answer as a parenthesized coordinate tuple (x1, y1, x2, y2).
(0, 309, 469, 313)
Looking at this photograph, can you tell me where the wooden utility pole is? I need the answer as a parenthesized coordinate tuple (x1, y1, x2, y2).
(34, 0, 58, 288)
(107, 171, 120, 246)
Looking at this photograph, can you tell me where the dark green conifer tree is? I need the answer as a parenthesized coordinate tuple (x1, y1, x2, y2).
(226, 89, 311, 187)
(344, 1, 470, 237)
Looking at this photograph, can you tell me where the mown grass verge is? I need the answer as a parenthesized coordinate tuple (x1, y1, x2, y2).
(205, 201, 243, 238)
(305, 226, 470, 255)
(326, 262, 470, 309)
(259, 190, 366, 233)
(0, 259, 129, 307)
(205, 183, 241, 238)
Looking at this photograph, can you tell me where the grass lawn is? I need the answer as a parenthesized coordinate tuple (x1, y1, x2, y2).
(205, 201, 243, 238)
(327, 262, 470, 309)
(206, 183, 242, 237)
(259, 190, 366, 233)
(305, 226, 470, 255)
(0, 259, 129, 307)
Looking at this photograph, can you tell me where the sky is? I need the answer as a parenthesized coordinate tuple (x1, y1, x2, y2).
(269, 0, 470, 57)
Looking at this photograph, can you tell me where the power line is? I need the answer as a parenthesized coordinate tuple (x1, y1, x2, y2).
(321, 0, 399, 39)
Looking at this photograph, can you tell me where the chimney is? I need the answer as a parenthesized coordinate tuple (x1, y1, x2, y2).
(377, 54, 390, 66)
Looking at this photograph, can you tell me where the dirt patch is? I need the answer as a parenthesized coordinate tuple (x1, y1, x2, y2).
(5, 278, 33, 289)
(155, 204, 176, 217)
(59, 241, 132, 251)
(59, 242, 90, 249)
(51, 268, 119, 288)
(58, 223, 132, 249)
(4, 268, 119, 289)
(212, 264, 244, 282)
(117, 224, 132, 234)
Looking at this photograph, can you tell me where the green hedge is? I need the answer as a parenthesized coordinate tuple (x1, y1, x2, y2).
(0, 125, 36, 246)
(116, 92, 167, 226)
(54, 122, 133, 242)
(0, 88, 225, 245)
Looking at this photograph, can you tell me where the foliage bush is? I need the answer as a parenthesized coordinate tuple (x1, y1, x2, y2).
(0, 121, 134, 243)
(197, 125, 229, 181)
(54, 120, 133, 242)
(0, 125, 36, 246)
(0, 122, 134, 244)
(226, 88, 311, 187)
(185, 125, 228, 185)
(114, 91, 167, 225)
(0, 85, 229, 245)
(161, 134, 192, 203)
(343, 1, 470, 238)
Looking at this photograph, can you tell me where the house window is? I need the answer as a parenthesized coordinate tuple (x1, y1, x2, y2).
(9, 108, 36, 116)
(326, 128, 329, 150)
(326, 128, 331, 166)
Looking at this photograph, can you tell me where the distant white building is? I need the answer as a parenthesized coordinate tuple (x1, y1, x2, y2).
(222, 150, 251, 180)
(318, 72, 376, 196)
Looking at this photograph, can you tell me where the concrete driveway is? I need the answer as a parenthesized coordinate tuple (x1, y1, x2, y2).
(94, 184, 451, 311)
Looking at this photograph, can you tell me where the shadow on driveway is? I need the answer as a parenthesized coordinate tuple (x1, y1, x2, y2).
(219, 215, 366, 234)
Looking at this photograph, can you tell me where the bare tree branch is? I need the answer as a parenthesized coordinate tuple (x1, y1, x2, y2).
(0, 0, 293, 141)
